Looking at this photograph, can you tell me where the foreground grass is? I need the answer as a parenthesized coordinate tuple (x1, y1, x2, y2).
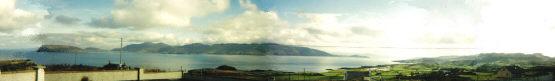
(273, 69, 346, 80)
(275, 75, 343, 80)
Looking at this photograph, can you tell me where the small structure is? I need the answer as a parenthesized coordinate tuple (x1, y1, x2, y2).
(496, 66, 524, 78)
(344, 71, 370, 81)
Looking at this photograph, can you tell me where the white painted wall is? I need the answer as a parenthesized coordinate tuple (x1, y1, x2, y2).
(142, 72, 182, 80)
(0, 71, 37, 81)
(45, 70, 138, 81)
(0, 69, 182, 81)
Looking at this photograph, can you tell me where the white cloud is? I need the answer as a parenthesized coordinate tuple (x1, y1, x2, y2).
(476, 0, 555, 56)
(0, 0, 46, 33)
(270, 1, 483, 58)
(32, 31, 190, 49)
(239, 0, 257, 11)
(202, 11, 289, 43)
(293, 13, 380, 45)
(197, 0, 478, 58)
(6, 0, 555, 58)
(200, 0, 290, 44)
(107, 0, 230, 29)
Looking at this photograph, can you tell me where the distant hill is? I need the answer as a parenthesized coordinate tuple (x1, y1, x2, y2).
(113, 42, 332, 56)
(37, 45, 83, 52)
(36, 45, 108, 53)
(395, 53, 555, 67)
(112, 42, 171, 53)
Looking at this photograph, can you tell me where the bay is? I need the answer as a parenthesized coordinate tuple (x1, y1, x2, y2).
(0, 50, 392, 72)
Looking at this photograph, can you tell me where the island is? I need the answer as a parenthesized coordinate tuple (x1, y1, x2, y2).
(36, 42, 332, 56)
(36, 45, 107, 53)
(112, 42, 332, 56)
(36, 45, 83, 52)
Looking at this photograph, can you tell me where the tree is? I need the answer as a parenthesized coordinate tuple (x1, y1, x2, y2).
(476, 64, 500, 72)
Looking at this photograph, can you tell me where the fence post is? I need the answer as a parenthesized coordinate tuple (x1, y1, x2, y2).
(303, 68, 306, 81)
(180, 66, 186, 78)
(35, 66, 45, 81)
(288, 73, 291, 81)
(181, 69, 184, 78)
(137, 68, 144, 81)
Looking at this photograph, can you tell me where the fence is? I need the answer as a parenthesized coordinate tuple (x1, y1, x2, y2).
(0, 68, 42, 81)
(0, 68, 183, 81)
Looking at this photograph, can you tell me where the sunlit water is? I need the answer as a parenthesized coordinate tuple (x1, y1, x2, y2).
(0, 50, 394, 72)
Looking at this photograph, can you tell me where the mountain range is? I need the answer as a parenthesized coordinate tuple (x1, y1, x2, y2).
(36, 45, 83, 52)
(112, 42, 332, 56)
(38, 42, 332, 56)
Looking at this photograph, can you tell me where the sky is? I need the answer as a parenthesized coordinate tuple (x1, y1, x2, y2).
(1, 0, 555, 59)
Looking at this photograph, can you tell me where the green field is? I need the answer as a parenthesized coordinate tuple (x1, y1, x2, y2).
(275, 75, 343, 80)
